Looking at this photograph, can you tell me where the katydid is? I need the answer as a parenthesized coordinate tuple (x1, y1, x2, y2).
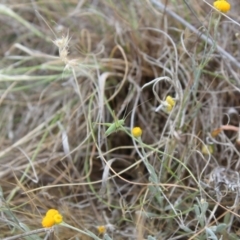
(105, 118, 125, 136)
(95, 112, 127, 136)
(103, 109, 128, 136)
(103, 99, 151, 136)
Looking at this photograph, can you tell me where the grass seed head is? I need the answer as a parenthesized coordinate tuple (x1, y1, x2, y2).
(52, 34, 70, 50)
(52, 34, 71, 65)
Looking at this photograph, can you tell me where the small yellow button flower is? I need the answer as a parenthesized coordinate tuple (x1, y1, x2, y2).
(54, 213, 63, 224)
(165, 95, 175, 113)
(213, 0, 231, 13)
(42, 209, 63, 228)
(201, 144, 214, 155)
(42, 215, 55, 228)
(166, 96, 175, 107)
(46, 209, 59, 217)
(97, 225, 106, 234)
(131, 127, 142, 138)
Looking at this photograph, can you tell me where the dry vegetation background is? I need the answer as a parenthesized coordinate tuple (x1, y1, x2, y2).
(1, 0, 240, 239)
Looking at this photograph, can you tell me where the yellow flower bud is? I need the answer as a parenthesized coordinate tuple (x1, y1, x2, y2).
(164, 95, 175, 113)
(201, 144, 214, 155)
(97, 225, 106, 234)
(46, 209, 59, 217)
(42, 216, 55, 228)
(213, 0, 231, 13)
(42, 209, 63, 228)
(165, 96, 175, 107)
(131, 127, 142, 138)
(166, 103, 173, 112)
(54, 213, 63, 224)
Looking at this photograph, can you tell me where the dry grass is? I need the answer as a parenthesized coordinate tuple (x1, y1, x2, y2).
(1, 0, 240, 239)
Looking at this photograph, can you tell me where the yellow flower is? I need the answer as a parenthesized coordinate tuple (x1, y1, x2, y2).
(46, 209, 59, 217)
(201, 144, 214, 155)
(54, 214, 63, 224)
(97, 225, 106, 234)
(131, 127, 142, 138)
(165, 95, 175, 113)
(42, 209, 63, 228)
(166, 96, 175, 107)
(213, 0, 231, 13)
(42, 215, 55, 228)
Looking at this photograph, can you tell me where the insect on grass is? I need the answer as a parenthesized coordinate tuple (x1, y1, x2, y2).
(105, 118, 125, 136)
(103, 99, 151, 137)
(94, 111, 127, 137)
(104, 109, 128, 136)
